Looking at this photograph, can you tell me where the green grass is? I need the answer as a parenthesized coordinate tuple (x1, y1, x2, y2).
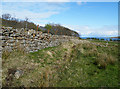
(56, 46, 118, 87)
(2, 40, 119, 87)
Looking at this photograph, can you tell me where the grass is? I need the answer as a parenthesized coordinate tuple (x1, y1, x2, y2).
(2, 39, 119, 87)
(56, 42, 118, 87)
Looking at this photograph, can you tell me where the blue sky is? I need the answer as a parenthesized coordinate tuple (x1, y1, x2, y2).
(1, 1, 118, 37)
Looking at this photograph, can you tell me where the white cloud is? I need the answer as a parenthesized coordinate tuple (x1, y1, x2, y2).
(2, 2, 69, 24)
(88, 30, 118, 37)
(3, 9, 59, 20)
(62, 24, 118, 37)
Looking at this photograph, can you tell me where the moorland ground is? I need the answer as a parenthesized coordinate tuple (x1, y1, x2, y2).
(2, 39, 119, 87)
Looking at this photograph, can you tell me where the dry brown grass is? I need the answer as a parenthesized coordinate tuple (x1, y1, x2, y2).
(95, 53, 116, 68)
(2, 44, 26, 60)
(81, 43, 98, 57)
(2, 50, 10, 59)
(96, 56, 107, 69)
(85, 49, 98, 57)
(107, 55, 117, 65)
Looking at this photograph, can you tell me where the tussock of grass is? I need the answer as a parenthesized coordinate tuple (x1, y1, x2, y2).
(107, 55, 117, 65)
(95, 53, 117, 68)
(96, 53, 108, 69)
(2, 50, 10, 59)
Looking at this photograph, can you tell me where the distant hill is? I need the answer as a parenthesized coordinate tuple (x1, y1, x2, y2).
(1, 13, 79, 37)
(42, 23, 79, 37)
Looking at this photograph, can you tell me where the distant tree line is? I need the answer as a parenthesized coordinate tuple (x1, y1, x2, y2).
(1, 13, 79, 37)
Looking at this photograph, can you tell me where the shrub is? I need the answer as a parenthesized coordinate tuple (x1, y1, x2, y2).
(78, 37, 81, 39)
(110, 39, 112, 41)
(101, 39, 104, 40)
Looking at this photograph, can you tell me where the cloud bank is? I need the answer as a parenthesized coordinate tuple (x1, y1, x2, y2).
(63, 25, 118, 37)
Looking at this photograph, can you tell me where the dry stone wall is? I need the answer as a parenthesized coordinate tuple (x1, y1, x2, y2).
(1, 27, 78, 53)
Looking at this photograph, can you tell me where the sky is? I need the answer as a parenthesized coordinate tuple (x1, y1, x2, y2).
(1, 1, 118, 37)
